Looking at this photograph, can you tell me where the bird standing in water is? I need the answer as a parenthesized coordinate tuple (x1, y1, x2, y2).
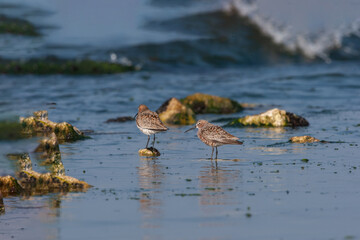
(135, 104, 168, 149)
(185, 120, 243, 159)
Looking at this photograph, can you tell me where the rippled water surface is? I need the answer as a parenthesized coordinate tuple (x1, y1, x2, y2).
(1, 0, 360, 239)
(1, 62, 360, 240)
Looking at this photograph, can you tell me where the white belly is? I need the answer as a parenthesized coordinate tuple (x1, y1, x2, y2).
(137, 126, 157, 135)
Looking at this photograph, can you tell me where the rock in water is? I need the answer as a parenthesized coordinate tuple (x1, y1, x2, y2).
(227, 108, 309, 127)
(34, 132, 60, 158)
(181, 93, 243, 114)
(20, 110, 87, 141)
(138, 147, 161, 157)
(0, 176, 24, 197)
(290, 136, 320, 143)
(157, 98, 196, 125)
(17, 171, 91, 192)
(6, 152, 90, 194)
(7, 153, 32, 171)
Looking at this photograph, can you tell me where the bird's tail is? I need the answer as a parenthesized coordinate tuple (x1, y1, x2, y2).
(224, 139, 243, 145)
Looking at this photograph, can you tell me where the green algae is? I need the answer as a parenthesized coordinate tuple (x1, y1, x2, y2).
(174, 193, 202, 197)
(0, 14, 39, 36)
(181, 93, 243, 114)
(0, 58, 135, 75)
(0, 121, 25, 140)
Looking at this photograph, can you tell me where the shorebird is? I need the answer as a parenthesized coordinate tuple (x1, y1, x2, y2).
(185, 120, 243, 159)
(135, 104, 168, 149)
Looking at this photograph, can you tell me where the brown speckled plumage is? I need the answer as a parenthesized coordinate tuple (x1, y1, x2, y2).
(186, 119, 242, 159)
(136, 104, 168, 149)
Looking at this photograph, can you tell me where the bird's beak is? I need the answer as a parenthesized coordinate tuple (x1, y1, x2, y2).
(134, 113, 138, 119)
(184, 126, 196, 133)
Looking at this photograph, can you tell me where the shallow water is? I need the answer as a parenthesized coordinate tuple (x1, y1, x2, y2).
(1, 62, 360, 240)
(1, 0, 360, 239)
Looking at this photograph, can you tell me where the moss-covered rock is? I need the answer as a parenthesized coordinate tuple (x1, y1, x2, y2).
(289, 136, 320, 143)
(138, 147, 161, 157)
(0, 58, 136, 75)
(7, 151, 89, 194)
(17, 171, 91, 193)
(227, 108, 309, 127)
(7, 153, 32, 171)
(0, 14, 39, 36)
(34, 133, 60, 158)
(0, 121, 25, 140)
(157, 97, 196, 125)
(181, 93, 243, 114)
(0, 176, 24, 197)
(45, 152, 65, 176)
(20, 110, 88, 141)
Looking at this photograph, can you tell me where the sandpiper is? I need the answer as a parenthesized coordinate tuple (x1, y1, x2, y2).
(135, 104, 168, 149)
(185, 119, 243, 159)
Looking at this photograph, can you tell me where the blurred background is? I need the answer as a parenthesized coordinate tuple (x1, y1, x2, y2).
(1, 0, 360, 69)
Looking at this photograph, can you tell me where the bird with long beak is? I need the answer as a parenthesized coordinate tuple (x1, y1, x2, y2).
(185, 119, 243, 159)
(135, 104, 168, 149)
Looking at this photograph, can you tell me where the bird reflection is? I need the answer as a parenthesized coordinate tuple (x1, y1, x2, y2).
(137, 158, 165, 228)
(199, 162, 241, 206)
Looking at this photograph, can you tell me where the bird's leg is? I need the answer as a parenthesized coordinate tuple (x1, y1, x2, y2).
(211, 147, 214, 159)
(146, 135, 150, 149)
(215, 147, 218, 159)
(152, 134, 156, 148)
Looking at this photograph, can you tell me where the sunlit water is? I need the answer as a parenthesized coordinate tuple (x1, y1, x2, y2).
(1, 0, 360, 239)
(1, 63, 360, 240)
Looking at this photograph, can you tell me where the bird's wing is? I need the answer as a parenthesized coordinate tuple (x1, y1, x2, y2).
(138, 111, 168, 131)
(205, 125, 240, 143)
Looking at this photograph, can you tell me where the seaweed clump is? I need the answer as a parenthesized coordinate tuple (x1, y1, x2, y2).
(0, 14, 39, 36)
(181, 93, 243, 114)
(0, 58, 136, 75)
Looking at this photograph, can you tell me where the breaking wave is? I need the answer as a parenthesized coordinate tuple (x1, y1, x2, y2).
(112, 0, 360, 68)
